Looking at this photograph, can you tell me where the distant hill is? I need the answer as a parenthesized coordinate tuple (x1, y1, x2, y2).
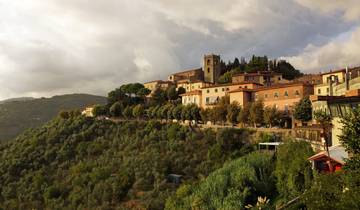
(0, 97, 35, 104)
(0, 94, 106, 141)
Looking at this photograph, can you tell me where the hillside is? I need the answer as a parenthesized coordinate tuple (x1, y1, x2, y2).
(0, 94, 106, 141)
(0, 115, 254, 209)
(0, 97, 35, 104)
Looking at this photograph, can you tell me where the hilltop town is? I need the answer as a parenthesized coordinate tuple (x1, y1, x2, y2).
(141, 53, 360, 172)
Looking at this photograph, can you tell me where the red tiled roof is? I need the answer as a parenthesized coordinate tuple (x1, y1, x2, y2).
(200, 82, 262, 89)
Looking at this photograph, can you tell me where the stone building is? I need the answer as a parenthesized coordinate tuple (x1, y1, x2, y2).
(232, 71, 285, 87)
(203, 54, 221, 84)
(144, 80, 174, 93)
(168, 68, 204, 83)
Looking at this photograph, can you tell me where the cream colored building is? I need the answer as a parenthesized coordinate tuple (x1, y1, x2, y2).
(315, 67, 360, 96)
(176, 80, 211, 92)
(180, 90, 202, 106)
(144, 80, 173, 93)
(82, 107, 94, 117)
(201, 82, 261, 108)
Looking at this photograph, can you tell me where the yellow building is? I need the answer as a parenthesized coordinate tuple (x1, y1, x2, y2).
(176, 80, 211, 92)
(315, 67, 360, 96)
(180, 90, 202, 107)
(143, 80, 174, 93)
(82, 107, 94, 117)
(201, 82, 261, 108)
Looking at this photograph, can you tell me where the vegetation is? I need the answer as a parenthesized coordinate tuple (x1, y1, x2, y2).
(0, 94, 106, 141)
(293, 97, 312, 123)
(0, 114, 255, 209)
(218, 56, 302, 83)
(165, 152, 276, 210)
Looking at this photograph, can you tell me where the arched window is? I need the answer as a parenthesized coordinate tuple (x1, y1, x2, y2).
(207, 68, 210, 73)
(207, 59, 211, 65)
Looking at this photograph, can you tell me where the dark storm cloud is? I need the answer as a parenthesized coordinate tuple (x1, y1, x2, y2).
(0, 0, 359, 99)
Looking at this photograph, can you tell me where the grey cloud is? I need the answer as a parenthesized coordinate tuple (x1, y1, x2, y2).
(0, 0, 358, 100)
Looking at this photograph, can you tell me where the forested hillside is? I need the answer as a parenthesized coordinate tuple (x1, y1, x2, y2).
(0, 94, 106, 141)
(0, 113, 255, 209)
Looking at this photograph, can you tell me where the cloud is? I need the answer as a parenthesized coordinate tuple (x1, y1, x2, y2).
(0, 0, 358, 100)
(283, 27, 360, 73)
(296, 0, 360, 21)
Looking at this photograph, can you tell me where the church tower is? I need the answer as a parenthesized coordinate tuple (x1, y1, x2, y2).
(203, 54, 221, 84)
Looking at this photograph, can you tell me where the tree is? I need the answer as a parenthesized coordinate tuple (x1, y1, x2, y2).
(272, 60, 302, 80)
(249, 100, 264, 127)
(107, 88, 126, 106)
(150, 88, 167, 106)
(92, 105, 108, 117)
(137, 88, 151, 98)
(177, 87, 186, 95)
(200, 108, 210, 124)
(189, 105, 201, 124)
(237, 104, 250, 126)
(275, 141, 314, 202)
(59, 111, 70, 119)
(294, 97, 312, 123)
(226, 102, 240, 125)
(339, 106, 360, 170)
(110, 102, 123, 117)
(167, 86, 178, 101)
(132, 104, 145, 120)
(122, 106, 133, 119)
(172, 105, 183, 121)
(263, 105, 280, 128)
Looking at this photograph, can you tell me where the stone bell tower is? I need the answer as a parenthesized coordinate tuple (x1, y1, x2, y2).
(203, 54, 221, 84)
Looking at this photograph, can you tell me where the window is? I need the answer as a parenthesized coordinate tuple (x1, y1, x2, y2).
(207, 59, 211, 65)
(274, 92, 279, 98)
(215, 89, 218, 93)
(245, 86, 248, 88)
(278, 77, 281, 80)
(226, 88, 229, 91)
(265, 94, 268, 98)
(206, 97, 210, 104)
(207, 89, 210, 93)
(191, 85, 194, 89)
(285, 104, 289, 113)
(317, 89, 321, 94)
(326, 88, 330, 93)
(207, 68, 210, 73)
(295, 90, 300, 96)
(222, 88, 225, 92)
(284, 91, 288, 97)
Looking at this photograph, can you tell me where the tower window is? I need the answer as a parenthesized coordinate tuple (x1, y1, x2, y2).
(207, 59, 211, 65)
(207, 68, 210, 73)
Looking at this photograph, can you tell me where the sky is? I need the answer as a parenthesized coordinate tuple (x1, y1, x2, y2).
(1, 0, 360, 100)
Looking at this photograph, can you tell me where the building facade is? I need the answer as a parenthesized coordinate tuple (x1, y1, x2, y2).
(168, 68, 204, 83)
(254, 82, 314, 112)
(232, 71, 284, 87)
(176, 80, 211, 92)
(144, 80, 174, 93)
(180, 90, 202, 107)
